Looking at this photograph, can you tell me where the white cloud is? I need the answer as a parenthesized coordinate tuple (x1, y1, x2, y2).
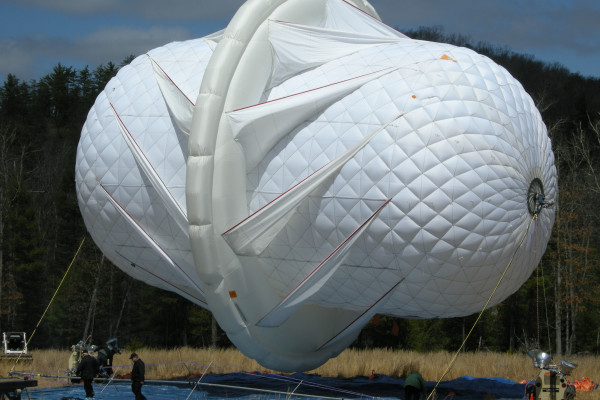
(6, 0, 244, 21)
(1, 0, 599, 81)
(0, 26, 195, 81)
(71, 26, 193, 63)
(4, 0, 121, 14)
(0, 38, 37, 79)
(369, 0, 600, 77)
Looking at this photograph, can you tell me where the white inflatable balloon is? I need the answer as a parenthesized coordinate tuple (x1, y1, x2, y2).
(76, 0, 556, 371)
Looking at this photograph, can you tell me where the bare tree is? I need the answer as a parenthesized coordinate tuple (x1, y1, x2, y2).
(83, 256, 104, 341)
(574, 115, 600, 192)
(112, 276, 134, 338)
(0, 126, 12, 333)
(0, 125, 23, 333)
(553, 114, 600, 355)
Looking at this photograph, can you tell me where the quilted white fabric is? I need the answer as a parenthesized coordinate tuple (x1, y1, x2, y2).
(249, 38, 555, 319)
(76, 0, 556, 372)
(76, 37, 216, 306)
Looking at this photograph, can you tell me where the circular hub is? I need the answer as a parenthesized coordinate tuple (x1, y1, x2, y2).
(527, 178, 545, 215)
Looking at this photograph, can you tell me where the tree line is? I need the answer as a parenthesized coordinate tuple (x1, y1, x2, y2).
(1, 27, 599, 357)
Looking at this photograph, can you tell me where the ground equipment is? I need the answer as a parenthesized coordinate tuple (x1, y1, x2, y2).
(526, 350, 576, 400)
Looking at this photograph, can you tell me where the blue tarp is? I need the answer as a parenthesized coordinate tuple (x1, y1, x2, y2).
(435, 375, 526, 398)
(23, 373, 527, 399)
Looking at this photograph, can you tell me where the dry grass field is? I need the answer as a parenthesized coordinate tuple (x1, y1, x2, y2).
(1, 347, 597, 398)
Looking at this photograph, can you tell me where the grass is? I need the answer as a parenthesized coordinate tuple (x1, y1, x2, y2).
(1, 348, 597, 398)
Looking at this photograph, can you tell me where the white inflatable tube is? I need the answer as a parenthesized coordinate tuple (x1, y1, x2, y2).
(188, 0, 384, 372)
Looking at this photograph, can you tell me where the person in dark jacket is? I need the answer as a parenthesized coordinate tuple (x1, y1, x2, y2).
(130, 352, 147, 400)
(97, 338, 120, 377)
(75, 349, 98, 399)
(404, 370, 427, 400)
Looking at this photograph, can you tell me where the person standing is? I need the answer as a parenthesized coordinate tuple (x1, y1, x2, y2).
(97, 347, 110, 378)
(98, 338, 120, 377)
(404, 370, 427, 400)
(76, 349, 98, 399)
(105, 338, 120, 374)
(130, 352, 147, 400)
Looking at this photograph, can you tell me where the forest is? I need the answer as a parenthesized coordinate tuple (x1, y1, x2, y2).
(1, 26, 599, 357)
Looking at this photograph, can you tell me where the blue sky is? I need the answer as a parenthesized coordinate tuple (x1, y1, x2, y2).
(1, 0, 599, 83)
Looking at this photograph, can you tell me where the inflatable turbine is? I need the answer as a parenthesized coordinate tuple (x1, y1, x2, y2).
(76, 0, 556, 371)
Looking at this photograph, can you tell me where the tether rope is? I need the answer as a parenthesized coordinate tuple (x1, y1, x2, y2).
(426, 215, 538, 400)
(10, 363, 373, 399)
(535, 223, 541, 349)
(10, 237, 86, 372)
(185, 361, 212, 400)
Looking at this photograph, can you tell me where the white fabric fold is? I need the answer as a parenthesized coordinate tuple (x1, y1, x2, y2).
(222, 113, 402, 256)
(317, 277, 403, 350)
(203, 29, 225, 51)
(98, 184, 205, 301)
(149, 56, 194, 136)
(257, 199, 391, 327)
(110, 102, 189, 234)
(268, 19, 406, 88)
(324, 0, 407, 39)
(228, 67, 396, 171)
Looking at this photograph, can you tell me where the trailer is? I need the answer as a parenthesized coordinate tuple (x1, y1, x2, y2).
(0, 377, 37, 400)
(1, 333, 32, 363)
